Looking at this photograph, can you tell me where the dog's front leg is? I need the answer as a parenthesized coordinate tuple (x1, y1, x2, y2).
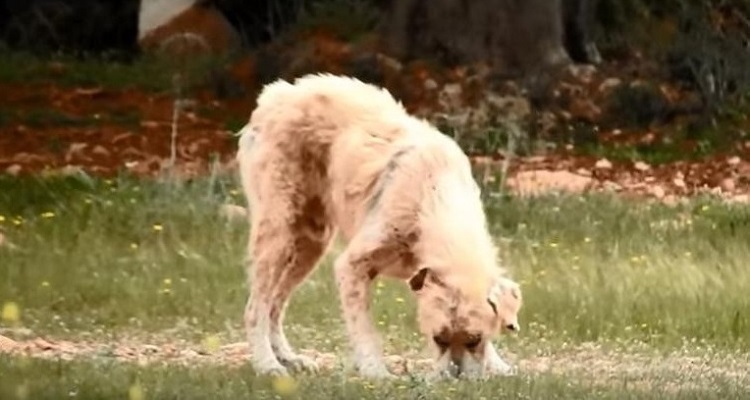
(483, 341, 516, 377)
(334, 250, 395, 379)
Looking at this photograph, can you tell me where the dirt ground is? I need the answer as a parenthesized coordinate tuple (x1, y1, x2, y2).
(1, 79, 749, 202)
(2, 334, 747, 390)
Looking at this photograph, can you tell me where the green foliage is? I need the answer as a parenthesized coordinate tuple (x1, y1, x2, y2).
(1, 175, 749, 351)
(1, 175, 750, 397)
(294, 0, 381, 41)
(607, 83, 670, 129)
(596, 0, 750, 113)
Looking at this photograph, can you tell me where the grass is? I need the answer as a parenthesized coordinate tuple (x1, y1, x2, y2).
(0, 50, 174, 92)
(0, 49, 232, 94)
(1, 172, 749, 398)
(1, 354, 747, 400)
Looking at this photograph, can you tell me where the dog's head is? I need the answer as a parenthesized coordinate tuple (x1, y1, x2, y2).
(409, 268, 522, 378)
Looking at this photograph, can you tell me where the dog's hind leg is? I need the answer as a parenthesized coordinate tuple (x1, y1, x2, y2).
(244, 213, 296, 376)
(242, 149, 333, 376)
(268, 197, 335, 373)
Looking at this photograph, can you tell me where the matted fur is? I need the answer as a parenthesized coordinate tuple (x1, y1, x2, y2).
(236, 73, 522, 379)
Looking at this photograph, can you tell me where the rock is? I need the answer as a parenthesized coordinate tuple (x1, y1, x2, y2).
(569, 98, 601, 122)
(566, 64, 597, 84)
(602, 180, 622, 192)
(727, 156, 741, 166)
(598, 78, 622, 94)
(506, 170, 593, 196)
(0, 335, 18, 352)
(650, 185, 666, 199)
(673, 177, 687, 189)
(65, 143, 89, 163)
(92, 145, 110, 158)
(424, 79, 438, 90)
(720, 178, 736, 193)
(485, 93, 531, 120)
(730, 194, 749, 204)
(595, 158, 613, 169)
(33, 338, 56, 351)
(5, 164, 22, 176)
(376, 53, 403, 72)
(634, 161, 650, 172)
(138, 0, 240, 57)
(662, 195, 680, 207)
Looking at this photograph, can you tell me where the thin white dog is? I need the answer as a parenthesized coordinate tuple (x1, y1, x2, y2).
(236, 73, 522, 379)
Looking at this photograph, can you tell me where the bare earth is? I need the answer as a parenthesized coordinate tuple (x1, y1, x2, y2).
(1, 334, 747, 392)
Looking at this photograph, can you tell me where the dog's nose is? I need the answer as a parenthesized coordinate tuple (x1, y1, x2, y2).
(505, 323, 519, 332)
(448, 360, 462, 378)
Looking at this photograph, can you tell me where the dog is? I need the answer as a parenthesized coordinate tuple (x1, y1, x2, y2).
(236, 73, 522, 379)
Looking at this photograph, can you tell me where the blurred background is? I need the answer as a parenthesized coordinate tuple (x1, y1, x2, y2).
(0, 0, 749, 197)
(2, 4, 750, 398)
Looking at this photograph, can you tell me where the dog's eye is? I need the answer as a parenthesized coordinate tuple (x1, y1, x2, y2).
(433, 336, 450, 350)
(487, 298, 498, 315)
(465, 336, 482, 351)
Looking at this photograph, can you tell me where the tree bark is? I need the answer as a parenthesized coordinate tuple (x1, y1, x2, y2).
(380, 0, 598, 77)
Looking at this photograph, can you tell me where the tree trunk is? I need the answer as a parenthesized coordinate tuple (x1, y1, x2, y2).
(380, 0, 584, 77)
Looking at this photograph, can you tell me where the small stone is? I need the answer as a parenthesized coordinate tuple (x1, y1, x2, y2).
(92, 145, 110, 157)
(720, 178, 736, 193)
(673, 178, 686, 189)
(595, 158, 613, 169)
(634, 161, 650, 171)
(662, 195, 680, 207)
(602, 180, 622, 192)
(569, 98, 601, 122)
(5, 165, 22, 176)
(727, 156, 741, 166)
(142, 344, 160, 354)
(424, 79, 438, 90)
(598, 77, 622, 94)
(650, 185, 666, 199)
(0, 335, 18, 352)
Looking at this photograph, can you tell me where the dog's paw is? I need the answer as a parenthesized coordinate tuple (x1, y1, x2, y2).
(356, 359, 397, 380)
(252, 359, 290, 377)
(484, 358, 517, 377)
(278, 353, 319, 373)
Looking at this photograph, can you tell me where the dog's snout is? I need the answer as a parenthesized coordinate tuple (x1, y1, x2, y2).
(505, 323, 519, 332)
(448, 360, 462, 377)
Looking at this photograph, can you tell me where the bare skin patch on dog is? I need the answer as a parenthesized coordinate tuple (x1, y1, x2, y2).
(367, 145, 416, 213)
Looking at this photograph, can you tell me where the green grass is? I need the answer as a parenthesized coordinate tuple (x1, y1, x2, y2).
(0, 51, 173, 92)
(0, 354, 747, 400)
(1, 173, 749, 397)
(0, 49, 232, 93)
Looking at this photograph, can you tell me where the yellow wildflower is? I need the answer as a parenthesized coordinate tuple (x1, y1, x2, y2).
(128, 382, 144, 400)
(272, 376, 298, 396)
(201, 335, 221, 353)
(2, 302, 20, 322)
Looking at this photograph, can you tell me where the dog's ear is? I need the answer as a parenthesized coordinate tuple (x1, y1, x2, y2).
(411, 267, 444, 291)
(409, 268, 430, 291)
(487, 277, 521, 313)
